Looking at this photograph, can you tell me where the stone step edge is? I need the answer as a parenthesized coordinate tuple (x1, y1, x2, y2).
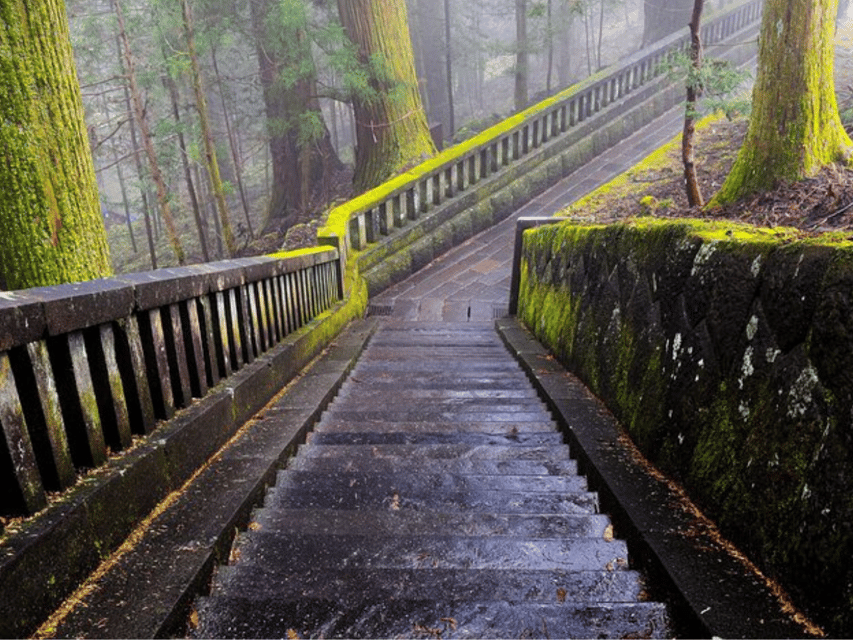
(495, 317, 816, 639)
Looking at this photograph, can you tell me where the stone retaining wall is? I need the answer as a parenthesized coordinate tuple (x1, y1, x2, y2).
(516, 219, 853, 635)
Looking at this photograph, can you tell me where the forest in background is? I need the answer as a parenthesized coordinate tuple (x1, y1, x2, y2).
(66, 0, 709, 275)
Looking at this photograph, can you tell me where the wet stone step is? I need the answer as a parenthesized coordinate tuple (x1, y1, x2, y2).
(269, 470, 588, 499)
(319, 410, 553, 422)
(350, 361, 528, 373)
(312, 419, 559, 436)
(324, 398, 549, 412)
(304, 430, 563, 446)
(192, 597, 669, 639)
(334, 385, 539, 399)
(294, 443, 572, 463)
(264, 484, 598, 515)
(210, 566, 647, 605)
(230, 533, 628, 572)
(341, 376, 537, 389)
(332, 394, 546, 409)
(249, 509, 611, 539)
(287, 455, 579, 476)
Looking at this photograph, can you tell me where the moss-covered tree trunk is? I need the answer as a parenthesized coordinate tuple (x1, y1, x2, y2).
(337, 0, 437, 192)
(0, 0, 112, 290)
(250, 0, 343, 233)
(712, 0, 852, 205)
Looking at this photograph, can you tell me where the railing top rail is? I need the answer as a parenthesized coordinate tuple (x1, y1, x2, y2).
(319, 0, 760, 241)
(0, 245, 338, 350)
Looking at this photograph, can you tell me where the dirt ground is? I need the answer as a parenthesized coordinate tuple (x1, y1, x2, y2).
(565, 23, 853, 236)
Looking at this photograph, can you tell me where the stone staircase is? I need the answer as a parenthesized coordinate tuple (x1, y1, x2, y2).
(192, 321, 670, 638)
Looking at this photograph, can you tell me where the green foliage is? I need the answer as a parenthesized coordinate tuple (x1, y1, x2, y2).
(662, 50, 752, 119)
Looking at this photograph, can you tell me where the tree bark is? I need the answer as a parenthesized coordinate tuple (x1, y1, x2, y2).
(445, 0, 455, 136)
(682, 0, 704, 207)
(337, 0, 437, 192)
(0, 0, 112, 290)
(163, 70, 210, 262)
(514, 0, 529, 111)
(115, 0, 185, 265)
(250, 0, 343, 232)
(211, 47, 253, 240)
(181, 0, 236, 257)
(712, 0, 853, 205)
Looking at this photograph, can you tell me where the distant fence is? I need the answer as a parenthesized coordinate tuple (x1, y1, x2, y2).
(319, 0, 762, 259)
(0, 250, 340, 519)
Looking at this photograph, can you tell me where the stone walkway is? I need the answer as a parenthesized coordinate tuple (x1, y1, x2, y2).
(193, 322, 670, 638)
(371, 106, 684, 321)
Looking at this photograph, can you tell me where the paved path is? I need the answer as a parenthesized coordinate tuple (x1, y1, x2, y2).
(371, 106, 685, 321)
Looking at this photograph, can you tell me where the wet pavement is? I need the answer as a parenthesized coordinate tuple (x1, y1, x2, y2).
(370, 108, 685, 321)
(193, 322, 670, 638)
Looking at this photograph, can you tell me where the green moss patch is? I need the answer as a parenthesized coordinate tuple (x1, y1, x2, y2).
(518, 218, 853, 635)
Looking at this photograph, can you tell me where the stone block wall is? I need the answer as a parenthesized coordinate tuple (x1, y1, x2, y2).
(517, 219, 853, 635)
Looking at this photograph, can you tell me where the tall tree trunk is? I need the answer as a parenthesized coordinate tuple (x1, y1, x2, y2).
(337, 0, 437, 192)
(584, 6, 593, 76)
(445, 0, 455, 136)
(712, 0, 853, 204)
(546, 0, 554, 93)
(682, 0, 704, 207)
(115, 0, 185, 265)
(163, 71, 210, 262)
(101, 94, 137, 254)
(250, 0, 343, 232)
(0, 0, 112, 290)
(597, 0, 605, 69)
(514, 0, 529, 111)
(181, 0, 236, 257)
(211, 47, 254, 240)
(116, 31, 156, 269)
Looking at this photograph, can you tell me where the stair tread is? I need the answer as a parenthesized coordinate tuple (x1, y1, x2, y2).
(313, 419, 559, 435)
(295, 443, 571, 461)
(272, 470, 587, 494)
(249, 508, 611, 538)
(210, 565, 647, 603)
(230, 532, 627, 572)
(305, 431, 563, 446)
(192, 597, 669, 639)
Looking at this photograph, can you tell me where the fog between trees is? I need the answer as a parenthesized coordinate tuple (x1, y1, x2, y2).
(66, 0, 689, 274)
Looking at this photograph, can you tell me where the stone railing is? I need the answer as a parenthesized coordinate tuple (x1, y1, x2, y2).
(1, 249, 341, 520)
(317, 0, 761, 288)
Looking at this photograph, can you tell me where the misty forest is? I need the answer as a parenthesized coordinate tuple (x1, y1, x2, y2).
(61, 0, 708, 276)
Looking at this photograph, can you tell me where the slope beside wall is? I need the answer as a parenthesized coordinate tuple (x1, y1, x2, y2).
(517, 218, 853, 636)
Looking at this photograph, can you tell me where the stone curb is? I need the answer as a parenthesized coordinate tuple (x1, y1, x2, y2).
(9, 317, 378, 640)
(495, 317, 816, 639)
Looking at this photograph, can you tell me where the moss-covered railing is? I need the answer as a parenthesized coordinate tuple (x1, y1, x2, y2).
(317, 0, 761, 295)
(514, 218, 853, 636)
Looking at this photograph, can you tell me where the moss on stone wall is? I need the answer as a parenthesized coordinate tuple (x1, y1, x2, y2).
(518, 218, 853, 635)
